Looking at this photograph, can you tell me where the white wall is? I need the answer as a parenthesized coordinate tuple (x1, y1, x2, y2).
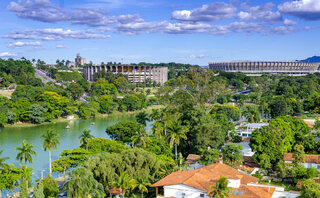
(164, 184, 209, 198)
(272, 191, 300, 198)
(303, 162, 320, 172)
(228, 179, 241, 188)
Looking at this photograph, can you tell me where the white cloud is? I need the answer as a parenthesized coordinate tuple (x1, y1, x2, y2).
(238, 3, 282, 22)
(8, 41, 42, 48)
(189, 54, 207, 59)
(56, 44, 66, 48)
(171, 2, 236, 22)
(7, 0, 111, 26)
(115, 15, 168, 35)
(284, 19, 298, 25)
(279, 0, 320, 20)
(4, 28, 111, 41)
(0, 52, 18, 58)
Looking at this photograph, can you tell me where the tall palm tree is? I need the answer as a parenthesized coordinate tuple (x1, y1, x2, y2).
(130, 178, 151, 198)
(41, 129, 60, 175)
(209, 176, 232, 198)
(166, 120, 187, 161)
(15, 140, 37, 168)
(110, 171, 136, 198)
(131, 126, 150, 148)
(79, 129, 94, 150)
(136, 111, 150, 126)
(64, 167, 104, 198)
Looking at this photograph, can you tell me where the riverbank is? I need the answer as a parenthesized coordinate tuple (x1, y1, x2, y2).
(4, 105, 163, 129)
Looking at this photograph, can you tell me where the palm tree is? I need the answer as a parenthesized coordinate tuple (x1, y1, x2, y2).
(209, 176, 232, 198)
(110, 171, 136, 198)
(130, 178, 151, 198)
(79, 129, 94, 150)
(15, 140, 37, 167)
(136, 111, 150, 126)
(0, 151, 9, 198)
(41, 129, 60, 175)
(241, 106, 260, 123)
(64, 167, 104, 198)
(166, 120, 187, 161)
(149, 109, 161, 121)
(131, 126, 150, 148)
(0, 150, 9, 170)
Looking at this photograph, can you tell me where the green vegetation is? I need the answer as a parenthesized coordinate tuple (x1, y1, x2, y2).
(208, 176, 232, 198)
(4, 60, 320, 197)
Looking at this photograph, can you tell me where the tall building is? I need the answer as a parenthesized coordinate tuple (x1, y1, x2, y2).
(83, 65, 168, 84)
(75, 54, 86, 67)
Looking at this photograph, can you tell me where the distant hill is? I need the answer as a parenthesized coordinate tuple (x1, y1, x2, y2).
(298, 56, 320, 63)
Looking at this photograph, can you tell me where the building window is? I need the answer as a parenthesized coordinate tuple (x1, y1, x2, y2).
(200, 194, 205, 197)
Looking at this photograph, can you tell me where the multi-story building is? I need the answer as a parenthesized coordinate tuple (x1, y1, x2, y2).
(75, 54, 86, 67)
(83, 65, 168, 84)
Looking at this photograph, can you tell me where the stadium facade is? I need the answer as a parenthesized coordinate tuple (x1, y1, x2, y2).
(209, 61, 319, 74)
(83, 65, 168, 84)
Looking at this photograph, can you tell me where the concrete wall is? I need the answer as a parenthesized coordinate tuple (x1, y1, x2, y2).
(228, 179, 241, 188)
(163, 184, 209, 198)
(83, 65, 168, 84)
(209, 62, 319, 74)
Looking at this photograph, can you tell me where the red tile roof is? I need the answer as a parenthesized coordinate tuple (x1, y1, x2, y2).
(229, 185, 275, 198)
(108, 187, 123, 194)
(186, 154, 201, 164)
(152, 163, 258, 192)
(297, 179, 320, 189)
(303, 120, 313, 128)
(284, 153, 320, 164)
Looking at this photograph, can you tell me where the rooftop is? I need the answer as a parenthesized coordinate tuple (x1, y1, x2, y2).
(284, 153, 320, 164)
(152, 163, 277, 198)
(152, 163, 258, 191)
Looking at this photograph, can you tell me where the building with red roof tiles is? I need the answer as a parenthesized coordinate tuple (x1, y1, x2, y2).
(284, 153, 320, 172)
(152, 163, 300, 198)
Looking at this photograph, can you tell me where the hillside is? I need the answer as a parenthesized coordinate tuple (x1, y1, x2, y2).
(298, 56, 320, 63)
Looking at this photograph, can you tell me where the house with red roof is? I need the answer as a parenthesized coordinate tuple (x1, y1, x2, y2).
(152, 163, 300, 198)
(284, 153, 320, 172)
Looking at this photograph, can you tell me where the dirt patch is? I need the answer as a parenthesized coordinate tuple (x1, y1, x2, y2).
(0, 90, 14, 98)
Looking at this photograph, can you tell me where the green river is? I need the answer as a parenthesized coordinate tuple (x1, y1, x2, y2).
(0, 114, 146, 192)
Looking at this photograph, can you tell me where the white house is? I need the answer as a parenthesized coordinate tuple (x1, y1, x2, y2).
(152, 163, 299, 198)
(236, 123, 268, 138)
(284, 153, 320, 172)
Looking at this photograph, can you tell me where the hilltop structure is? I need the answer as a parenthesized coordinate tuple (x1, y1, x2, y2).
(75, 53, 86, 67)
(209, 61, 319, 75)
(83, 65, 168, 84)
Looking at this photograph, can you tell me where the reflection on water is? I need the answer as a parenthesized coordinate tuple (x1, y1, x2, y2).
(0, 114, 140, 183)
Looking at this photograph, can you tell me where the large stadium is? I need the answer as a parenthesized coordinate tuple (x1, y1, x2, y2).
(209, 61, 319, 74)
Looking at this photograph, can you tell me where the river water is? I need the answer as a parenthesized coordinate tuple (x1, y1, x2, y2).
(0, 114, 141, 190)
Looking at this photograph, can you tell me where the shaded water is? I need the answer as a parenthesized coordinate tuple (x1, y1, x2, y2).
(0, 114, 139, 186)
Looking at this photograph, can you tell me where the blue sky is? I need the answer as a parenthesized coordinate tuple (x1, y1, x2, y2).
(0, 0, 320, 65)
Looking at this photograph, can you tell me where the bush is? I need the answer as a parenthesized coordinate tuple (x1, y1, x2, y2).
(43, 175, 59, 198)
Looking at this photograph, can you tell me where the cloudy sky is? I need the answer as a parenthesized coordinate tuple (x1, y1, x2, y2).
(0, 0, 320, 65)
